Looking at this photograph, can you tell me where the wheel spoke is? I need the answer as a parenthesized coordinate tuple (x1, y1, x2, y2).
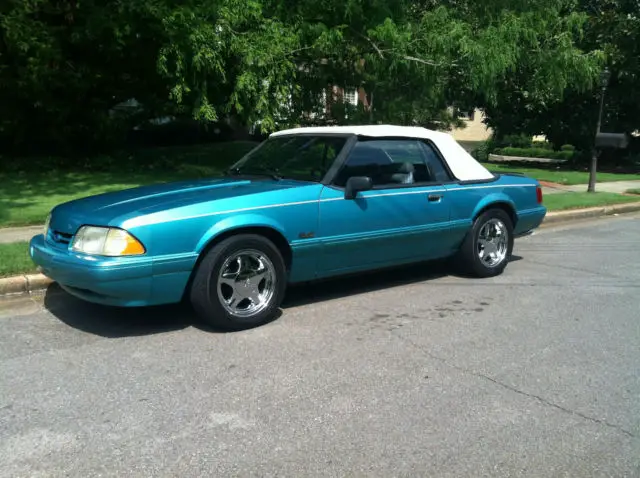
(252, 255, 268, 273)
(219, 266, 239, 289)
(236, 256, 245, 274)
(219, 276, 236, 287)
(221, 268, 238, 279)
(247, 287, 262, 305)
(483, 239, 497, 255)
(252, 268, 268, 283)
(223, 290, 238, 307)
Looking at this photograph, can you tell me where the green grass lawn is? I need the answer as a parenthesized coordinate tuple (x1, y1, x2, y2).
(626, 188, 640, 195)
(544, 192, 640, 211)
(0, 141, 257, 227)
(0, 242, 37, 278)
(483, 162, 640, 185)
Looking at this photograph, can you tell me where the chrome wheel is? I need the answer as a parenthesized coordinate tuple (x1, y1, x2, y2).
(216, 249, 276, 317)
(477, 218, 508, 267)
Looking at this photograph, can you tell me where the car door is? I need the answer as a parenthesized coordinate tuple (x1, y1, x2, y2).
(316, 138, 453, 276)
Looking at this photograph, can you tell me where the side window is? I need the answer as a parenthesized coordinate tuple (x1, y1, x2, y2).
(334, 140, 426, 187)
(419, 141, 452, 183)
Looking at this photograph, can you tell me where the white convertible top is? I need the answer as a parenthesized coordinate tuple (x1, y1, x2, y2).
(271, 125, 494, 181)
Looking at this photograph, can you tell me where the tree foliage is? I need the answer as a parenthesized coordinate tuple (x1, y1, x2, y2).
(0, 0, 612, 155)
(482, 0, 640, 160)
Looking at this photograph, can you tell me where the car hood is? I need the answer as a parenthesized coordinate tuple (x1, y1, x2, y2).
(49, 177, 306, 234)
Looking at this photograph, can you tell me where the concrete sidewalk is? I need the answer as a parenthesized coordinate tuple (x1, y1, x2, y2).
(2, 179, 640, 244)
(541, 180, 640, 195)
(540, 184, 574, 195)
(0, 226, 42, 245)
(561, 180, 640, 194)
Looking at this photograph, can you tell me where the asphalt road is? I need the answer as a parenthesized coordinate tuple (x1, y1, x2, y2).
(1, 214, 639, 477)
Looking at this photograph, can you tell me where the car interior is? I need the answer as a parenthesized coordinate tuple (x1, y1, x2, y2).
(334, 143, 436, 187)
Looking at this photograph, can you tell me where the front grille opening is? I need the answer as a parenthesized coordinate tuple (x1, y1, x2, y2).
(49, 230, 74, 245)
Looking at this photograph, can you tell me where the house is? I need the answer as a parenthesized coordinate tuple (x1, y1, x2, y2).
(319, 89, 492, 149)
(449, 109, 492, 142)
(448, 109, 493, 152)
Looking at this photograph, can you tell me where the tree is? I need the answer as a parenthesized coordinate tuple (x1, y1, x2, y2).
(482, 0, 639, 159)
(0, 0, 173, 154)
(272, 0, 603, 132)
(0, 0, 610, 155)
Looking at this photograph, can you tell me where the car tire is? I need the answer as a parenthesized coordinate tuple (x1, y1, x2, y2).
(190, 234, 287, 330)
(456, 208, 514, 278)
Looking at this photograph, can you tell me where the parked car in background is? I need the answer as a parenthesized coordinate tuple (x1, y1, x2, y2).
(30, 125, 546, 330)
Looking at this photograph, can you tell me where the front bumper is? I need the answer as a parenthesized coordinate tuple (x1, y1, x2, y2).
(29, 234, 155, 306)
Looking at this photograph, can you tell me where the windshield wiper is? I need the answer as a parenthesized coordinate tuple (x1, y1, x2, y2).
(227, 166, 282, 180)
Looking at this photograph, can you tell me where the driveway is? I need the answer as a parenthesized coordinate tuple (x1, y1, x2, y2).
(1, 214, 639, 476)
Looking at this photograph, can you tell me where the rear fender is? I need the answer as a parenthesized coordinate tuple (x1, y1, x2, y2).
(471, 193, 517, 221)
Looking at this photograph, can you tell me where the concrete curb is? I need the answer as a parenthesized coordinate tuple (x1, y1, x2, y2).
(542, 202, 640, 226)
(1, 203, 640, 298)
(0, 272, 53, 297)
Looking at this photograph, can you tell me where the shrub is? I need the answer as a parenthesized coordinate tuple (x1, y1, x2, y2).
(532, 141, 553, 150)
(472, 140, 492, 162)
(557, 150, 575, 161)
(499, 134, 532, 149)
(497, 147, 577, 160)
(560, 144, 576, 152)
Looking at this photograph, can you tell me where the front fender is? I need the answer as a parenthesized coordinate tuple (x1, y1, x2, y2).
(470, 192, 517, 220)
(195, 213, 288, 253)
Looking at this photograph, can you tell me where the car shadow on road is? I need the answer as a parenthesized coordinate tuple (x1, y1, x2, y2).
(283, 259, 451, 308)
(283, 254, 521, 307)
(43, 284, 195, 338)
(43, 255, 523, 338)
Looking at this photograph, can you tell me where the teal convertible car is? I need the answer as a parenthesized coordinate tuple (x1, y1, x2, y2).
(30, 125, 546, 329)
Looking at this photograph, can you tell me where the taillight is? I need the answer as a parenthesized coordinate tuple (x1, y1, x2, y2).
(536, 186, 543, 204)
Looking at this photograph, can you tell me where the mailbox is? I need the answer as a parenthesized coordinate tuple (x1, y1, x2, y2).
(595, 132, 629, 149)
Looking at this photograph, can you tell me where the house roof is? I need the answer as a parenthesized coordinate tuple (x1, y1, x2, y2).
(270, 125, 494, 181)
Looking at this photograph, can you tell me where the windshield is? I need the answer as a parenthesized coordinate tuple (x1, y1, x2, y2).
(230, 135, 348, 182)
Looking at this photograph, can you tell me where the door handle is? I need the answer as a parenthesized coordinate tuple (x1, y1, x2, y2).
(427, 194, 442, 202)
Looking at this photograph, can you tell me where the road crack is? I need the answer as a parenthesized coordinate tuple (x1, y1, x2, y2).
(394, 333, 636, 439)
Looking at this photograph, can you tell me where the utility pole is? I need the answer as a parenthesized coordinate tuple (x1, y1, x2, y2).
(587, 68, 611, 193)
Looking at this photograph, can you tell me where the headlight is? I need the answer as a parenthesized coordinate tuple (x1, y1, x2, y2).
(72, 226, 146, 256)
(44, 213, 51, 236)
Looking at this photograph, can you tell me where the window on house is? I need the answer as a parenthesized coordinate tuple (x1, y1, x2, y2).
(459, 109, 476, 121)
(343, 89, 358, 106)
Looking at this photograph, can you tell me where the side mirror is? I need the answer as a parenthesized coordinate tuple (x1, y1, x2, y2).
(345, 176, 373, 200)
